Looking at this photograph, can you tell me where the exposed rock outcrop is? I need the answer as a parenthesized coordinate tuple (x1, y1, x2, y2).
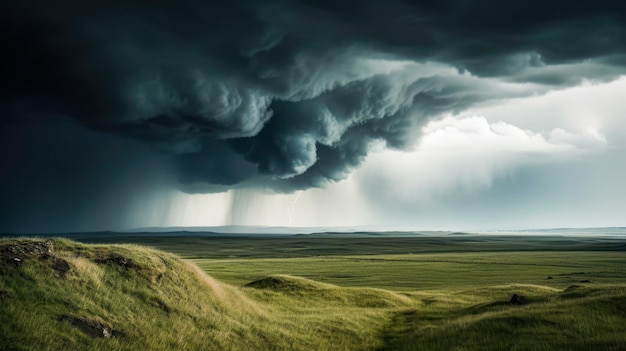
(59, 315, 124, 338)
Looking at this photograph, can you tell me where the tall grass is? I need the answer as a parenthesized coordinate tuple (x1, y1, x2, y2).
(1, 238, 625, 350)
(0, 239, 393, 350)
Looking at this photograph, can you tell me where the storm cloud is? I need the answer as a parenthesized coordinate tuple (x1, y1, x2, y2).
(2, 0, 626, 194)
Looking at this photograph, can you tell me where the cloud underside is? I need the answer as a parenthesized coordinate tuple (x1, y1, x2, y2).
(2, 0, 626, 192)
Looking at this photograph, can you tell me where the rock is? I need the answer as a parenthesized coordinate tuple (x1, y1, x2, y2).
(547, 276, 553, 279)
(93, 254, 138, 270)
(1, 241, 70, 278)
(1, 241, 55, 261)
(59, 315, 124, 338)
(510, 294, 528, 305)
(52, 258, 71, 278)
(579, 280, 591, 283)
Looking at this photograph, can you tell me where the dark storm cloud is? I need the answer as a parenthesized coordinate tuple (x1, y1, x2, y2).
(0, 116, 174, 233)
(2, 0, 626, 193)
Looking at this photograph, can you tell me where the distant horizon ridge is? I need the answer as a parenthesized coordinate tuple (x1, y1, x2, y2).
(2, 225, 625, 237)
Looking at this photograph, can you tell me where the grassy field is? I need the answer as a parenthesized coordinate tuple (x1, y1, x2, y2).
(193, 250, 626, 350)
(1, 235, 626, 350)
(34, 232, 626, 258)
(193, 251, 626, 290)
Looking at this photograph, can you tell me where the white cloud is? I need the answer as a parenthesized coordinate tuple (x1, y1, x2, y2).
(465, 76, 626, 141)
(355, 116, 607, 205)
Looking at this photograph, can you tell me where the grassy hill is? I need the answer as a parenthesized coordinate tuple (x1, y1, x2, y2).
(382, 284, 626, 350)
(1, 238, 625, 350)
(0, 239, 400, 350)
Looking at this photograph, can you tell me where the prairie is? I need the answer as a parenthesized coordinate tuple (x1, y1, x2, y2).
(1, 234, 625, 350)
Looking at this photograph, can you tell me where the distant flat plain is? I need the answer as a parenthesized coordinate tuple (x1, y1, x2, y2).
(9, 229, 625, 290)
(23, 228, 626, 259)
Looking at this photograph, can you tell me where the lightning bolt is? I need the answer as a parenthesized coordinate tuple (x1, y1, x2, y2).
(287, 191, 302, 226)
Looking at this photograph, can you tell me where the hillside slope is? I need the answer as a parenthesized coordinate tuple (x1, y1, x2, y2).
(0, 239, 398, 351)
(2, 238, 626, 351)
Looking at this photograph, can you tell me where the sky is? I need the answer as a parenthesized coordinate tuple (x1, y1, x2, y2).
(1, 0, 625, 233)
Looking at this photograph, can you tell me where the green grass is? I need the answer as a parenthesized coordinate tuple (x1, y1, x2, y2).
(0, 238, 407, 351)
(382, 284, 626, 351)
(192, 251, 626, 350)
(2, 237, 626, 350)
(193, 251, 626, 290)
(56, 234, 626, 259)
